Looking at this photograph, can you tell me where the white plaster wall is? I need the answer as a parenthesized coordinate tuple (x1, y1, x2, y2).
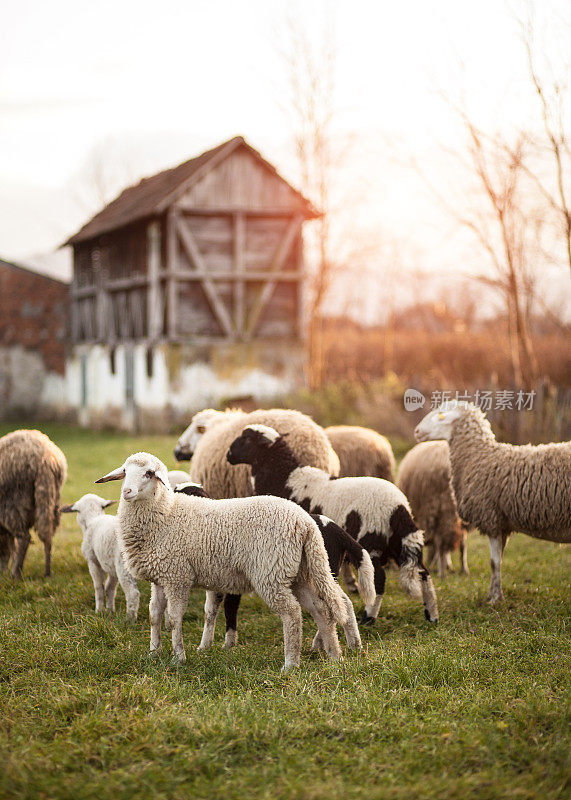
(0, 345, 66, 416)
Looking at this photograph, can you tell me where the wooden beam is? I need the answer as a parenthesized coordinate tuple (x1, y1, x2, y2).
(234, 212, 245, 336)
(157, 269, 300, 281)
(245, 214, 303, 338)
(175, 215, 235, 338)
(175, 203, 312, 218)
(166, 209, 178, 339)
(147, 221, 162, 340)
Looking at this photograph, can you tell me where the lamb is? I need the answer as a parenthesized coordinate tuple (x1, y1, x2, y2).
(415, 401, 571, 603)
(227, 425, 439, 625)
(174, 407, 340, 498)
(0, 429, 67, 579)
(325, 425, 396, 481)
(173, 480, 375, 652)
(397, 441, 469, 578)
(60, 494, 140, 618)
(95, 452, 350, 670)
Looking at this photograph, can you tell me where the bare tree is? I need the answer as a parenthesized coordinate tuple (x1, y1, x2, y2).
(72, 138, 141, 218)
(517, 2, 571, 274)
(279, 12, 338, 389)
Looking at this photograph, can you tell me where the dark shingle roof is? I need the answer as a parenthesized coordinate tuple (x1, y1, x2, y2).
(66, 136, 316, 245)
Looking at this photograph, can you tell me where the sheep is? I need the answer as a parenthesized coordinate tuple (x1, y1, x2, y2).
(325, 425, 396, 592)
(167, 470, 192, 490)
(325, 425, 396, 481)
(173, 481, 375, 652)
(174, 407, 340, 499)
(0, 429, 67, 579)
(95, 452, 350, 670)
(397, 441, 469, 579)
(415, 401, 571, 603)
(227, 425, 439, 625)
(60, 494, 140, 618)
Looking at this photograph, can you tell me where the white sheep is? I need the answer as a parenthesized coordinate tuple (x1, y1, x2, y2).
(397, 441, 469, 578)
(415, 401, 571, 603)
(227, 425, 439, 625)
(60, 494, 140, 618)
(96, 453, 350, 671)
(173, 407, 340, 499)
(325, 425, 396, 481)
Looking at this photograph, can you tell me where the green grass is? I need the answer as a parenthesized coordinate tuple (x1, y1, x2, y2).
(0, 422, 569, 800)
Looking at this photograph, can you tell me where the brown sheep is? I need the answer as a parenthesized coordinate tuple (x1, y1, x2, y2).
(0, 429, 67, 579)
(325, 425, 396, 482)
(397, 440, 468, 579)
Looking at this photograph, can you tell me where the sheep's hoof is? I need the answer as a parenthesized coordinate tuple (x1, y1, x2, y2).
(360, 612, 375, 626)
(148, 649, 161, 659)
(196, 643, 211, 652)
(281, 663, 299, 673)
(224, 630, 238, 649)
(171, 651, 186, 665)
(424, 609, 438, 624)
(486, 594, 503, 605)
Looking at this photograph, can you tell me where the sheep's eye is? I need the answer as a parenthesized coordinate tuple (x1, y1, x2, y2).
(438, 413, 445, 420)
(197, 425, 206, 434)
(145, 470, 155, 479)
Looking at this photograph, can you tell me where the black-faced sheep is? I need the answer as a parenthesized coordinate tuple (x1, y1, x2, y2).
(397, 441, 469, 578)
(173, 407, 340, 498)
(0, 429, 67, 579)
(96, 452, 350, 670)
(415, 402, 571, 603)
(60, 494, 140, 618)
(226, 424, 439, 625)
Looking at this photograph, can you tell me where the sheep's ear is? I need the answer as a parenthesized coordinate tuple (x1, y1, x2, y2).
(59, 504, 76, 513)
(103, 499, 115, 508)
(145, 469, 167, 486)
(95, 467, 126, 483)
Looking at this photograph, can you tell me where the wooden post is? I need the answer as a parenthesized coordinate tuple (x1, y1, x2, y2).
(166, 209, 178, 339)
(147, 221, 162, 340)
(94, 247, 107, 342)
(234, 212, 245, 338)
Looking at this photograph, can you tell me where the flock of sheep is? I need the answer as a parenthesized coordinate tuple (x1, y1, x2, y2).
(0, 401, 569, 670)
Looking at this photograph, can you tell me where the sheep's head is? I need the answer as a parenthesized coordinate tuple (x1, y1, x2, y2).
(96, 452, 170, 502)
(174, 408, 225, 461)
(415, 402, 470, 442)
(227, 424, 280, 465)
(60, 494, 115, 515)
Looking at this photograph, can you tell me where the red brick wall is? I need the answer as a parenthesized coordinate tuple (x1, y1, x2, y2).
(0, 262, 69, 374)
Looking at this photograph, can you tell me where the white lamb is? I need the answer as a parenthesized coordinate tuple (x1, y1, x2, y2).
(95, 453, 350, 671)
(61, 494, 140, 618)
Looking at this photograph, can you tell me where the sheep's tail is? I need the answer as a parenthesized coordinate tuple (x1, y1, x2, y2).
(337, 531, 377, 613)
(303, 523, 349, 625)
(390, 505, 439, 623)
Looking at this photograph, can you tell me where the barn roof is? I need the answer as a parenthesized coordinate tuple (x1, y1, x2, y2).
(0, 257, 70, 286)
(66, 136, 318, 245)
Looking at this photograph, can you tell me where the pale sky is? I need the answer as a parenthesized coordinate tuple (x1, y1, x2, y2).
(1, 0, 569, 317)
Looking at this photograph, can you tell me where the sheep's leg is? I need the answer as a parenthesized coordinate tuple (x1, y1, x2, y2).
(166, 586, 191, 664)
(11, 530, 31, 581)
(0, 527, 14, 573)
(340, 560, 358, 594)
(197, 591, 223, 652)
(116, 558, 140, 619)
(338, 589, 361, 650)
(43, 539, 52, 577)
(295, 583, 344, 659)
(425, 544, 436, 569)
(104, 575, 119, 612)
(263, 589, 302, 671)
(418, 562, 439, 623)
(87, 560, 106, 612)
(361, 557, 385, 624)
(487, 535, 507, 604)
(223, 593, 241, 648)
(459, 531, 469, 574)
(149, 583, 167, 654)
(437, 545, 447, 580)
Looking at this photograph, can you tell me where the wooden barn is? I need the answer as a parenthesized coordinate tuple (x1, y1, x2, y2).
(65, 136, 318, 429)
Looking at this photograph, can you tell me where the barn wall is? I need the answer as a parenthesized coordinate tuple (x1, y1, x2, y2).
(67, 340, 304, 431)
(0, 263, 69, 419)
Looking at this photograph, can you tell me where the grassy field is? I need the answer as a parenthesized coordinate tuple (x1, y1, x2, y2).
(0, 422, 569, 800)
